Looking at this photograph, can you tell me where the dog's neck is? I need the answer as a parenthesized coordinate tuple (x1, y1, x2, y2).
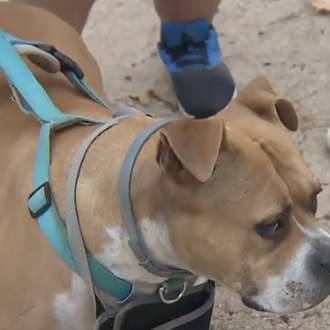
(51, 120, 188, 294)
(97, 217, 183, 292)
(88, 140, 187, 289)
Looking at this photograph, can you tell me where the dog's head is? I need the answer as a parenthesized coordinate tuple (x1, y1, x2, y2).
(155, 75, 330, 314)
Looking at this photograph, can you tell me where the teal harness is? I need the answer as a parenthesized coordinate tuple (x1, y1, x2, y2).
(0, 25, 192, 317)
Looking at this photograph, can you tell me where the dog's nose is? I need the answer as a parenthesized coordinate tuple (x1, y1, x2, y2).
(319, 254, 330, 274)
(311, 239, 330, 276)
(321, 260, 330, 274)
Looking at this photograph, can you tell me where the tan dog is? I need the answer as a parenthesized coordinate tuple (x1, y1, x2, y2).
(1, 3, 330, 330)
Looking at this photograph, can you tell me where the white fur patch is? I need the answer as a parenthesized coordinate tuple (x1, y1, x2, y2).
(53, 217, 204, 329)
(254, 241, 311, 313)
(254, 219, 330, 313)
(98, 217, 184, 289)
(54, 273, 95, 330)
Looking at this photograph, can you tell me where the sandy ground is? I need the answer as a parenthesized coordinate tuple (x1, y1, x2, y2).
(82, 0, 330, 329)
(0, 0, 328, 328)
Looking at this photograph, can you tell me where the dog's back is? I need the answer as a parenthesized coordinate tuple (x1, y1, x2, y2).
(0, 4, 110, 329)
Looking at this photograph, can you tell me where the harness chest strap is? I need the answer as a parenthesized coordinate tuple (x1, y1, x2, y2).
(96, 280, 215, 330)
(65, 112, 192, 309)
(0, 27, 133, 302)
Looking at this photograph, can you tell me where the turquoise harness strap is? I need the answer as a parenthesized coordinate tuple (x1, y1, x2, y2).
(7, 32, 110, 111)
(0, 25, 190, 311)
(65, 71, 109, 109)
(0, 34, 68, 124)
(0, 26, 134, 301)
(28, 122, 133, 301)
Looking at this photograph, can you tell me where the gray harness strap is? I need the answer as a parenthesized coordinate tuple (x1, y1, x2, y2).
(65, 117, 128, 317)
(119, 117, 192, 278)
(65, 109, 196, 330)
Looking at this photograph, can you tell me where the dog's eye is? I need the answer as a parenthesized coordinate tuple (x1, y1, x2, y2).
(255, 220, 285, 240)
(255, 206, 291, 241)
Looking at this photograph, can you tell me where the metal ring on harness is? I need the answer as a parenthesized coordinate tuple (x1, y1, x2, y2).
(159, 280, 188, 304)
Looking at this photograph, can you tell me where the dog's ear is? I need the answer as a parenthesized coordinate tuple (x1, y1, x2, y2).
(236, 75, 298, 132)
(156, 118, 225, 182)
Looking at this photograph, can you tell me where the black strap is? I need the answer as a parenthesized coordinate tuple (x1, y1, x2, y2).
(95, 294, 107, 319)
(36, 44, 84, 79)
(98, 281, 215, 330)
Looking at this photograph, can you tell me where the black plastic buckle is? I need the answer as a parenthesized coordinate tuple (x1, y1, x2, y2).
(36, 44, 84, 80)
(28, 181, 52, 219)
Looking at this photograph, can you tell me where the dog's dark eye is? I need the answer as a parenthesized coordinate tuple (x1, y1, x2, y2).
(255, 220, 285, 240)
(255, 206, 291, 241)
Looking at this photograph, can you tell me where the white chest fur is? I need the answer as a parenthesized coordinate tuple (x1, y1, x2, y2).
(53, 217, 204, 330)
